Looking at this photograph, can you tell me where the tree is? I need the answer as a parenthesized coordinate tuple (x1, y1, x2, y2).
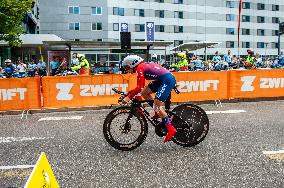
(0, 0, 33, 47)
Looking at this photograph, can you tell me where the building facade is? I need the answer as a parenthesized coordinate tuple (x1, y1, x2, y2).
(39, 0, 284, 56)
(23, 0, 40, 34)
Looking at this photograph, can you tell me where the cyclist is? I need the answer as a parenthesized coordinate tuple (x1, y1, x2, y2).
(122, 55, 177, 143)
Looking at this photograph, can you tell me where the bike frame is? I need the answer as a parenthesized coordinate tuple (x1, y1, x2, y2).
(112, 87, 190, 129)
(126, 98, 191, 130)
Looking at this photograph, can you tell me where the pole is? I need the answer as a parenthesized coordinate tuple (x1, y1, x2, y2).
(278, 22, 281, 55)
(237, 0, 243, 58)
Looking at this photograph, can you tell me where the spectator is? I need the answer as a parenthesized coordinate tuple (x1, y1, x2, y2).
(17, 60, 27, 75)
(265, 58, 273, 68)
(230, 56, 239, 69)
(27, 59, 37, 77)
(50, 56, 59, 76)
(58, 57, 69, 73)
(191, 56, 203, 71)
(185, 49, 193, 62)
(151, 54, 158, 64)
(255, 53, 264, 68)
(244, 49, 256, 69)
(171, 53, 188, 71)
(71, 53, 79, 66)
(212, 51, 221, 65)
(278, 51, 284, 66)
(71, 54, 90, 75)
(37, 59, 47, 76)
(271, 58, 282, 68)
(224, 50, 232, 65)
(4, 59, 15, 77)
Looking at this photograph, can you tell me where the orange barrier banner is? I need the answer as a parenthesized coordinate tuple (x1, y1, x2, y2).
(0, 77, 41, 111)
(228, 69, 284, 99)
(42, 75, 134, 108)
(172, 71, 228, 102)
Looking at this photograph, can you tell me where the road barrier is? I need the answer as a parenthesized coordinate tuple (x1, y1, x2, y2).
(0, 69, 284, 111)
(0, 77, 41, 111)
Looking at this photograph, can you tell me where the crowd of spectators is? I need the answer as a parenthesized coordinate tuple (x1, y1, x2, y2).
(1, 49, 284, 78)
(165, 49, 284, 72)
(0, 59, 47, 78)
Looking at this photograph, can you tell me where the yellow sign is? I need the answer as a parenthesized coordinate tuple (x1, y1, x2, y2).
(263, 150, 284, 161)
(24, 152, 60, 188)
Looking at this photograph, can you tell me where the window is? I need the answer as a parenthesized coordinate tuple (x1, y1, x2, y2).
(272, 17, 279, 23)
(272, 5, 279, 11)
(135, 24, 145, 32)
(242, 28, 250, 35)
(113, 7, 124, 16)
(226, 41, 234, 48)
(69, 22, 80, 30)
(155, 25, 165, 32)
(113, 23, 119, 31)
(242, 42, 250, 48)
(257, 29, 265, 36)
(226, 1, 235, 8)
(92, 7, 102, 15)
(92, 22, 102, 30)
(155, 10, 164, 18)
(257, 3, 265, 10)
(272, 42, 279, 49)
(242, 15, 250, 22)
(272, 30, 279, 36)
(155, 0, 164, 2)
(174, 40, 183, 46)
(174, 11, 183, 19)
(226, 28, 235, 35)
(226, 14, 235, 21)
(134, 9, 144, 17)
(173, 0, 183, 4)
(174, 25, 183, 33)
(257, 42, 265, 48)
(69, 6, 80, 14)
(257, 16, 265, 23)
(242, 2, 250, 9)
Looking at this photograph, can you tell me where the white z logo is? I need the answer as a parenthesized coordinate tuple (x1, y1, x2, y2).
(241, 76, 256, 92)
(56, 83, 74, 100)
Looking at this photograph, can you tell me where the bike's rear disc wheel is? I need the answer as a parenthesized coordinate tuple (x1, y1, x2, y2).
(171, 104, 209, 147)
(103, 107, 148, 151)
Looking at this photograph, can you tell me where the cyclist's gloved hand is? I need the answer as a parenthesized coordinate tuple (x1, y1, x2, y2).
(118, 96, 124, 103)
(122, 96, 131, 104)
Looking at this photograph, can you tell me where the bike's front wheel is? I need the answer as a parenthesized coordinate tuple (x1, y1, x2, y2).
(171, 104, 209, 147)
(103, 106, 148, 151)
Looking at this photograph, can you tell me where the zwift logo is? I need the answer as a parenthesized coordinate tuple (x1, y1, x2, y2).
(0, 88, 27, 101)
(241, 76, 284, 92)
(56, 83, 128, 101)
(177, 80, 219, 92)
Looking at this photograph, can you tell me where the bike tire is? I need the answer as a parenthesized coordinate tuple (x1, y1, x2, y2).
(103, 106, 148, 151)
(171, 104, 209, 147)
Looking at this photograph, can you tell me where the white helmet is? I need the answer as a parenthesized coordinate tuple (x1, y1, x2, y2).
(4, 59, 11, 63)
(122, 55, 144, 69)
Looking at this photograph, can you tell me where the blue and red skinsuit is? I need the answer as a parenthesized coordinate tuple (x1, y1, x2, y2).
(127, 62, 176, 102)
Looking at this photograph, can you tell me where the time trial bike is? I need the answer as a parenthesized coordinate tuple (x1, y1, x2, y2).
(103, 88, 209, 151)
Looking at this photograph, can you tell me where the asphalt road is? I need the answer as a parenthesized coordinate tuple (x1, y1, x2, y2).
(0, 100, 283, 188)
